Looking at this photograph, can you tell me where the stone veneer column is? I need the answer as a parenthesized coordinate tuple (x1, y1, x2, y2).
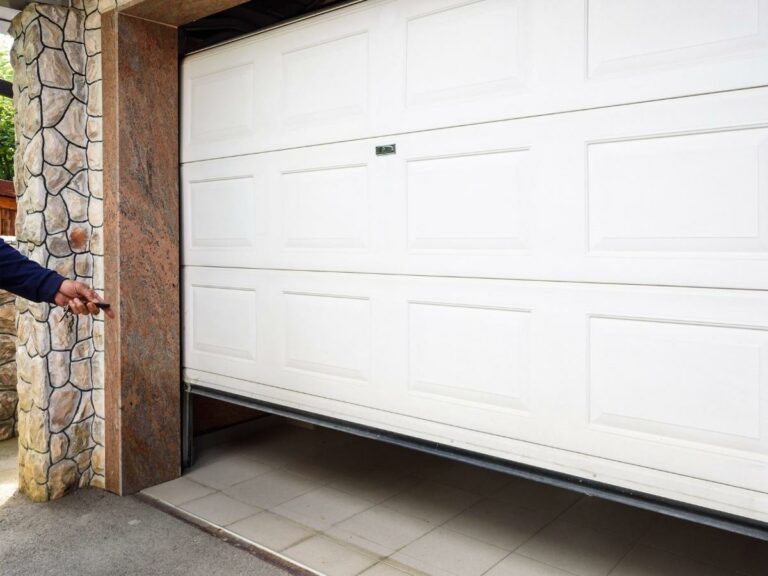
(10, 0, 109, 500)
(0, 288, 18, 440)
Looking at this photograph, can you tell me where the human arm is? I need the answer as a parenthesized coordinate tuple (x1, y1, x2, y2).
(0, 237, 66, 302)
(0, 238, 113, 318)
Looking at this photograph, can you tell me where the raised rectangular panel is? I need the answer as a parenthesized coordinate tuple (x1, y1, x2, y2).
(588, 127, 768, 254)
(408, 302, 530, 410)
(282, 32, 369, 122)
(281, 164, 369, 250)
(407, 149, 529, 250)
(589, 316, 766, 442)
(190, 64, 254, 141)
(588, 0, 766, 77)
(284, 292, 371, 381)
(192, 285, 257, 360)
(189, 176, 259, 248)
(406, 0, 525, 104)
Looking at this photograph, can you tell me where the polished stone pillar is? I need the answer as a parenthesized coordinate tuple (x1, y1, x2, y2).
(102, 10, 180, 495)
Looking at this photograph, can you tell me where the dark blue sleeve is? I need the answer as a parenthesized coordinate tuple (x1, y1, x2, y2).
(0, 238, 66, 303)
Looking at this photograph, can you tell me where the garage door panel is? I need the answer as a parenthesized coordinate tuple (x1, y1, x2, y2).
(406, 148, 531, 252)
(280, 163, 370, 251)
(403, 0, 528, 105)
(281, 32, 369, 125)
(587, 126, 768, 255)
(586, 0, 766, 78)
(407, 300, 532, 412)
(182, 158, 268, 264)
(182, 0, 768, 522)
(589, 315, 765, 442)
(283, 291, 372, 382)
(184, 267, 768, 493)
(187, 279, 263, 376)
(184, 88, 768, 289)
(182, 0, 768, 162)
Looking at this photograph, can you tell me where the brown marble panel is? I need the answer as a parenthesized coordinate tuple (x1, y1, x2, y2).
(103, 11, 180, 495)
(117, 0, 251, 26)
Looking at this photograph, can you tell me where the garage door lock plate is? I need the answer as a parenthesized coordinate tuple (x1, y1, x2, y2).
(375, 144, 396, 156)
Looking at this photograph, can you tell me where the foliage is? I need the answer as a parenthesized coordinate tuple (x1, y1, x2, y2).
(0, 36, 14, 182)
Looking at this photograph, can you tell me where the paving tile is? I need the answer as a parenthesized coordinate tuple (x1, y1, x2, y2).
(610, 545, 741, 576)
(329, 466, 419, 503)
(193, 442, 261, 466)
(443, 498, 556, 551)
(392, 526, 508, 576)
(328, 503, 434, 556)
(516, 518, 634, 576)
(283, 535, 379, 576)
(558, 497, 656, 542)
(232, 432, 319, 467)
(180, 492, 259, 526)
(281, 456, 351, 484)
(228, 511, 315, 552)
(185, 455, 272, 490)
(359, 562, 429, 576)
(492, 477, 581, 515)
(141, 477, 216, 506)
(382, 480, 480, 525)
(484, 553, 578, 576)
(272, 486, 374, 530)
(223, 469, 320, 509)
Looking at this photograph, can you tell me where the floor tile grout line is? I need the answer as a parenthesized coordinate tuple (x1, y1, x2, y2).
(193, 429, 589, 576)
(283, 531, 386, 575)
(604, 514, 662, 576)
(180, 429, 766, 576)
(511, 494, 585, 554)
(264, 447, 496, 575)
(371, 483, 532, 576)
(186, 478, 463, 573)
(495, 494, 589, 576)
(604, 538, 643, 576)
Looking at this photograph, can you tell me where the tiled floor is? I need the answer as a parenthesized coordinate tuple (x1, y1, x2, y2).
(142, 424, 768, 576)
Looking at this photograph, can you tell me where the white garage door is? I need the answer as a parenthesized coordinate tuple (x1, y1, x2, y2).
(181, 0, 768, 523)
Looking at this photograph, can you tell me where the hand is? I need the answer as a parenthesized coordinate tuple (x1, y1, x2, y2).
(54, 280, 115, 319)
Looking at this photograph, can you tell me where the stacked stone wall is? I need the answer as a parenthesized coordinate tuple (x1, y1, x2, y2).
(0, 286, 17, 441)
(10, 1, 107, 500)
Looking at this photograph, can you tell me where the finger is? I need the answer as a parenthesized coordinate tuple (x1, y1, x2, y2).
(86, 302, 100, 316)
(85, 287, 102, 303)
(105, 307, 116, 320)
(70, 298, 87, 315)
(75, 282, 100, 302)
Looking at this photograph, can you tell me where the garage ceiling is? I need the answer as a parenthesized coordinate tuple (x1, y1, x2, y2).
(180, 0, 353, 54)
(0, 0, 354, 55)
